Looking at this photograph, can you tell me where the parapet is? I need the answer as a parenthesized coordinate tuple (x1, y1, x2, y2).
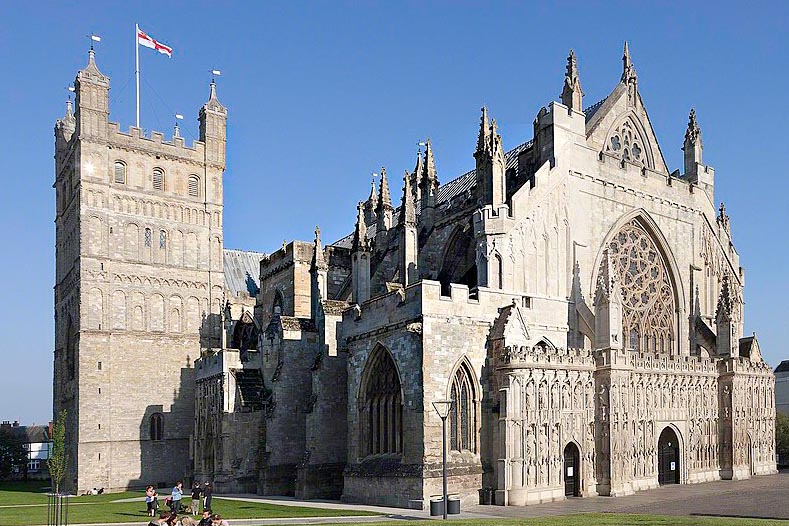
(106, 121, 206, 164)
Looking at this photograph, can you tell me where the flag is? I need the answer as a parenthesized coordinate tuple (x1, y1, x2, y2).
(137, 28, 173, 57)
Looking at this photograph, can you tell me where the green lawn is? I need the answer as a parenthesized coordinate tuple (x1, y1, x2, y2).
(0, 482, 378, 526)
(311, 515, 789, 526)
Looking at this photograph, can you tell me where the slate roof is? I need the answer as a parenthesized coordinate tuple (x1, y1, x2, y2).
(584, 97, 607, 122)
(7, 425, 50, 444)
(333, 140, 532, 249)
(224, 249, 264, 297)
(775, 360, 789, 374)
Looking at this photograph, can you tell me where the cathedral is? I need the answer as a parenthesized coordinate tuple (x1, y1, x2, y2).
(54, 44, 776, 508)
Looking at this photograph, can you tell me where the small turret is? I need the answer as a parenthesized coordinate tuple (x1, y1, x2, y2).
(594, 250, 623, 351)
(399, 171, 418, 286)
(418, 139, 439, 231)
(683, 108, 703, 175)
(363, 175, 378, 226)
(351, 202, 371, 304)
(715, 273, 739, 357)
(311, 226, 328, 319)
(199, 80, 228, 168)
(474, 108, 507, 207)
(375, 167, 393, 248)
(75, 49, 109, 140)
(560, 49, 584, 112)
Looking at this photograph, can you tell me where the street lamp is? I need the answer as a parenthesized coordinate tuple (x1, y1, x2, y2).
(432, 399, 454, 520)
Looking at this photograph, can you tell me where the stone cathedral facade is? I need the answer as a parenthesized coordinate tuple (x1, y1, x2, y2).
(56, 45, 776, 505)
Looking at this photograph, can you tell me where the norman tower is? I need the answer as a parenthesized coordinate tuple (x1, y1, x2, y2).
(53, 50, 227, 491)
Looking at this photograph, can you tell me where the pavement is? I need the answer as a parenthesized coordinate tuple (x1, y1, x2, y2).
(45, 470, 789, 525)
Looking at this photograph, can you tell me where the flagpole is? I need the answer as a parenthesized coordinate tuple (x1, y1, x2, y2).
(135, 23, 140, 128)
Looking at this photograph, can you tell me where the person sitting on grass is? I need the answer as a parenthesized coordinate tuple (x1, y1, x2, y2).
(212, 513, 228, 526)
(148, 511, 169, 526)
(197, 509, 213, 526)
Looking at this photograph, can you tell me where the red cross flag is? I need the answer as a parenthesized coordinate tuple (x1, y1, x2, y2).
(137, 27, 173, 57)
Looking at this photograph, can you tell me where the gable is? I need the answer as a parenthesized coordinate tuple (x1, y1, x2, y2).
(585, 83, 669, 175)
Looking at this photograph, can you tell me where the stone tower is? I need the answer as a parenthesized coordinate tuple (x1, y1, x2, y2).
(53, 50, 227, 492)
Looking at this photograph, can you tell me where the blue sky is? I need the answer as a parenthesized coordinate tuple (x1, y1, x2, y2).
(1, 2, 787, 423)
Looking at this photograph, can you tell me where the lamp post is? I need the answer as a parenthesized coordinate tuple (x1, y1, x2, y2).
(432, 399, 453, 519)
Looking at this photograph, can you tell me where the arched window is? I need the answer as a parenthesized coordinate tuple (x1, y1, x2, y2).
(449, 361, 477, 453)
(159, 230, 167, 250)
(153, 168, 165, 191)
(600, 219, 676, 352)
(114, 161, 126, 184)
(150, 413, 163, 441)
(438, 224, 477, 296)
(188, 175, 200, 198)
(144, 228, 152, 248)
(360, 346, 403, 456)
(272, 291, 284, 316)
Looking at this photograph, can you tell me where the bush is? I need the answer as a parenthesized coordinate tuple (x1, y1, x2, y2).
(776, 411, 789, 467)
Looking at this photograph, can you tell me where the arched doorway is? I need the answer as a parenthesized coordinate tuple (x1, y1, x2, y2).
(658, 427, 680, 485)
(563, 442, 580, 497)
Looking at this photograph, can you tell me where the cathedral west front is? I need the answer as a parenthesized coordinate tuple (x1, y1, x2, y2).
(55, 43, 776, 508)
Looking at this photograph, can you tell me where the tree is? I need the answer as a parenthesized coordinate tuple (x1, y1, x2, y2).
(48, 410, 69, 494)
(777, 411, 789, 467)
(0, 428, 26, 479)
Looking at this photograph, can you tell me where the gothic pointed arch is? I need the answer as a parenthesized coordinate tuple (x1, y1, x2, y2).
(358, 344, 403, 456)
(603, 111, 655, 168)
(438, 222, 477, 295)
(446, 357, 479, 453)
(593, 210, 682, 353)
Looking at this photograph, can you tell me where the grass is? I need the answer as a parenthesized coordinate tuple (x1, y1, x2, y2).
(304, 515, 789, 526)
(0, 482, 378, 526)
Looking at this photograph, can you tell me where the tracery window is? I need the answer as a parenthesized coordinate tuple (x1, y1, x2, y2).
(144, 228, 152, 247)
(606, 118, 649, 167)
(360, 347, 403, 456)
(448, 362, 477, 453)
(159, 230, 167, 250)
(602, 220, 675, 353)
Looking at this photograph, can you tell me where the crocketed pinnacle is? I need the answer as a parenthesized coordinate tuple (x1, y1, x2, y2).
(421, 139, 438, 190)
(376, 167, 393, 213)
(399, 170, 416, 226)
(685, 108, 701, 144)
(352, 201, 368, 252)
(621, 41, 637, 83)
(312, 225, 327, 270)
(476, 107, 490, 155)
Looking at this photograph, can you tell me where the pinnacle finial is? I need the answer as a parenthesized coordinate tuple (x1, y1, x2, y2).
(621, 41, 637, 83)
(561, 49, 584, 110)
(399, 170, 416, 225)
(314, 225, 321, 246)
(173, 122, 181, 138)
(476, 107, 490, 154)
(422, 138, 437, 183)
(209, 79, 217, 101)
(686, 108, 700, 141)
(66, 99, 73, 117)
(566, 49, 578, 80)
(377, 167, 392, 211)
(353, 201, 368, 251)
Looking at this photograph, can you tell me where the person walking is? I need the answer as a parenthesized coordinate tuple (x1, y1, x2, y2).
(190, 482, 202, 514)
(170, 481, 183, 512)
(202, 481, 213, 512)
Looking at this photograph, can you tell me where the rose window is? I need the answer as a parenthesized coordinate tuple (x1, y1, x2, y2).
(601, 220, 675, 353)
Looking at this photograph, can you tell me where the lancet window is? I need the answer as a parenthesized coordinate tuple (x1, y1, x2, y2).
(360, 347, 403, 456)
(602, 219, 676, 353)
(449, 361, 477, 453)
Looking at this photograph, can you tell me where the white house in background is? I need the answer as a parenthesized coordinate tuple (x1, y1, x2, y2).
(776, 361, 789, 416)
(2, 421, 53, 479)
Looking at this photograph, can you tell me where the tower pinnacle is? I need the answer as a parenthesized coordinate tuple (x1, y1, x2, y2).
(561, 49, 584, 111)
(683, 108, 703, 175)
